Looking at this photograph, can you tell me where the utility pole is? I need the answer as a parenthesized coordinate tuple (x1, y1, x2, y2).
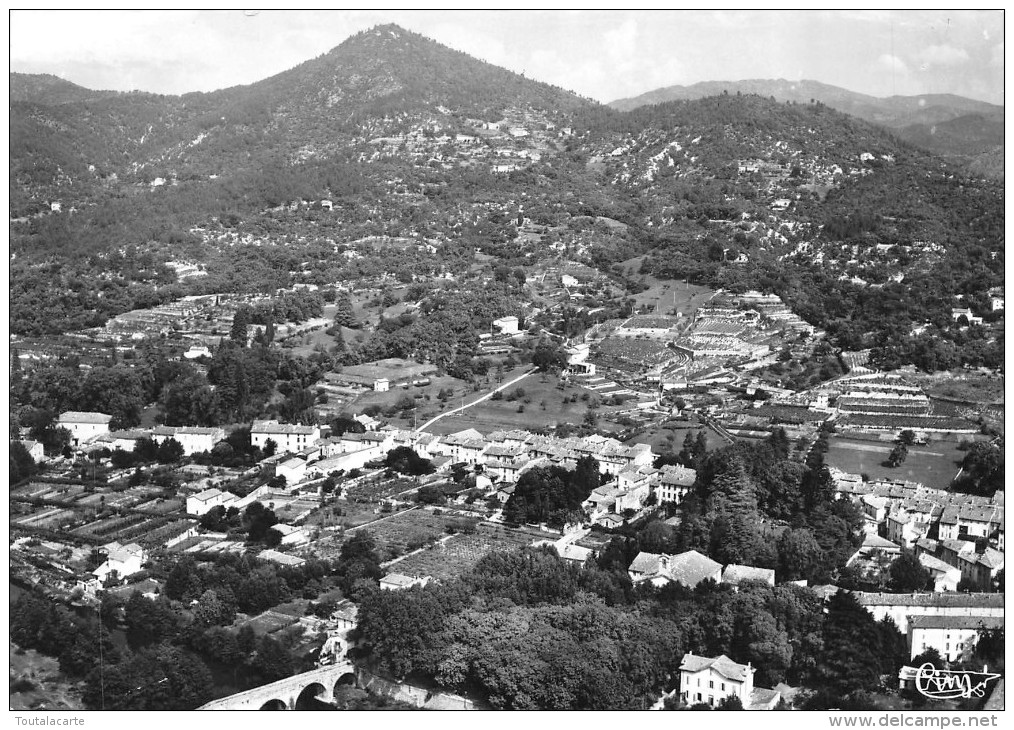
(96, 603, 105, 710)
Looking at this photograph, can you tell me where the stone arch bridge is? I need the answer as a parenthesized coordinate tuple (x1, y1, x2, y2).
(198, 662, 357, 710)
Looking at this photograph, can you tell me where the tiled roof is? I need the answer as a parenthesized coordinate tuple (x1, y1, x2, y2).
(668, 550, 723, 587)
(747, 687, 782, 710)
(381, 573, 420, 587)
(252, 420, 317, 435)
(258, 549, 306, 566)
(909, 615, 1004, 631)
(59, 411, 112, 423)
(854, 591, 1004, 608)
(659, 464, 697, 486)
(978, 548, 1005, 569)
(939, 539, 977, 554)
(679, 653, 750, 682)
(192, 488, 223, 501)
(861, 534, 901, 550)
(723, 564, 775, 585)
(918, 553, 958, 574)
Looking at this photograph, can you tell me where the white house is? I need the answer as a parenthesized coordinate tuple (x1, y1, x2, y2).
(951, 308, 983, 326)
(186, 488, 238, 516)
(251, 420, 320, 453)
(353, 413, 381, 431)
(654, 464, 696, 504)
(93, 542, 147, 583)
(918, 553, 961, 592)
(907, 615, 1004, 662)
(151, 426, 226, 456)
(183, 345, 212, 360)
(679, 653, 781, 710)
(380, 573, 430, 591)
(276, 457, 307, 485)
(492, 316, 520, 335)
(58, 411, 112, 446)
(271, 523, 310, 547)
(373, 378, 390, 392)
(19, 440, 44, 461)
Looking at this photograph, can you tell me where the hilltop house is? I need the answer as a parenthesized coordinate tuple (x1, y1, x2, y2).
(679, 653, 781, 710)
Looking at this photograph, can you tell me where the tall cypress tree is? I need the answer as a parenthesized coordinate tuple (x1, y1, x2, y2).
(230, 306, 250, 346)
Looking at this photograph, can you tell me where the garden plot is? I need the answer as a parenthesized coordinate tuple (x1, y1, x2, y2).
(356, 509, 482, 563)
(393, 523, 555, 580)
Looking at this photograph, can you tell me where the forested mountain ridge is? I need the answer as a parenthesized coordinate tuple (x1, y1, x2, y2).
(609, 78, 1002, 126)
(10, 24, 592, 204)
(609, 78, 1004, 172)
(9, 26, 1003, 371)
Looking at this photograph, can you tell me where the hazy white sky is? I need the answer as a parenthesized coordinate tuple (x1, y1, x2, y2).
(9, 9, 1006, 104)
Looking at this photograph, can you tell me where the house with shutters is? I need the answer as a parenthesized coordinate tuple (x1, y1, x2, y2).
(908, 615, 1005, 662)
(251, 420, 320, 454)
(678, 653, 781, 709)
(151, 426, 226, 456)
(654, 464, 697, 503)
(186, 487, 238, 516)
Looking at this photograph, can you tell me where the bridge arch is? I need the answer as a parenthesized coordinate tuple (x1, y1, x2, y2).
(332, 672, 357, 701)
(198, 662, 356, 711)
(295, 682, 331, 710)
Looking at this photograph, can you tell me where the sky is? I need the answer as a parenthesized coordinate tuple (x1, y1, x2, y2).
(8, 9, 1006, 105)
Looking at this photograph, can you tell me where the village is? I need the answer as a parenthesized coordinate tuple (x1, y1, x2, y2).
(8, 15, 1006, 710)
(10, 266, 1005, 710)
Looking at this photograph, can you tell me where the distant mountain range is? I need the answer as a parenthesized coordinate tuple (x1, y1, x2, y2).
(610, 79, 1003, 170)
(8, 23, 1004, 370)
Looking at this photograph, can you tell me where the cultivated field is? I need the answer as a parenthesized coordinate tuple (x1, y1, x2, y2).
(425, 372, 631, 435)
(358, 508, 482, 562)
(392, 522, 554, 579)
(824, 436, 967, 488)
(626, 422, 728, 453)
(617, 263, 716, 317)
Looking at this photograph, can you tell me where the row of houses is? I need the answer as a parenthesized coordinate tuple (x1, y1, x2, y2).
(55, 411, 228, 455)
(853, 591, 1005, 662)
(831, 470, 1004, 590)
(627, 549, 775, 590)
